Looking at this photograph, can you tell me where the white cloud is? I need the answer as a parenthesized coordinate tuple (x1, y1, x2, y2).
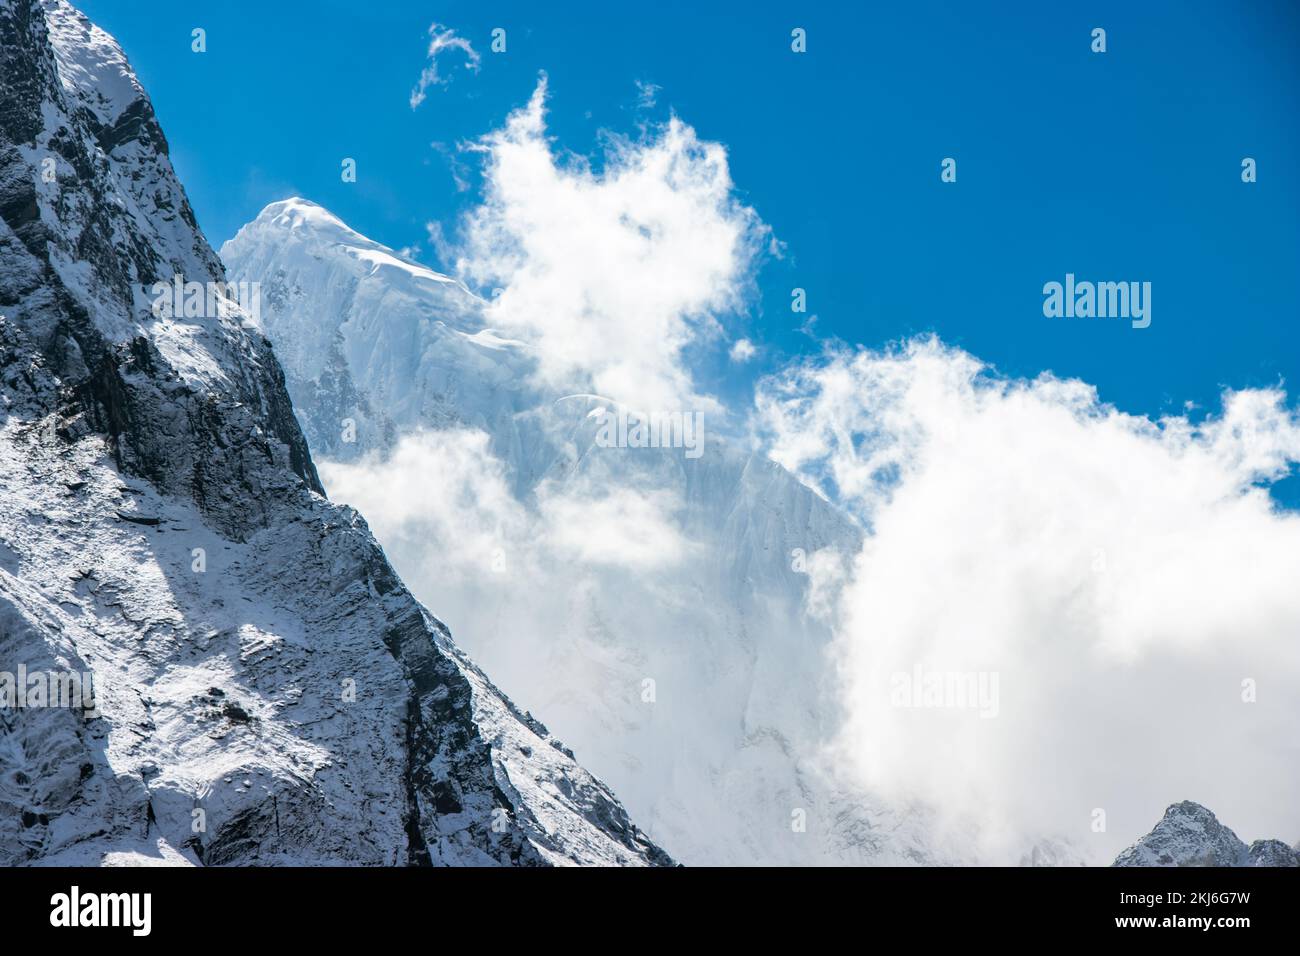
(756, 337, 1300, 861)
(728, 338, 756, 363)
(319, 429, 525, 581)
(320, 427, 694, 574)
(453, 75, 769, 411)
(538, 486, 692, 570)
(409, 23, 481, 109)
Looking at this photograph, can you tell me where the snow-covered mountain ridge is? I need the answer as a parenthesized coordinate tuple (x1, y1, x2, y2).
(0, 0, 668, 866)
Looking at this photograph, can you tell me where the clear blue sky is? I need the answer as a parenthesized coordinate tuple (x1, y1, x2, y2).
(78, 0, 1300, 497)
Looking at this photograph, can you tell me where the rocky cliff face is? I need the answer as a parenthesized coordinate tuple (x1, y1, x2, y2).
(1112, 802, 1297, 867)
(0, 0, 669, 866)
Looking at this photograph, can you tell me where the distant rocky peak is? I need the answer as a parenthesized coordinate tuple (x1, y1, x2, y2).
(1113, 801, 1296, 867)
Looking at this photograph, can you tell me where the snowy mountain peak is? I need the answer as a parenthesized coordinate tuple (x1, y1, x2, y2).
(245, 198, 415, 267)
(222, 199, 523, 463)
(254, 197, 351, 233)
(1112, 802, 1297, 867)
(229, 198, 468, 291)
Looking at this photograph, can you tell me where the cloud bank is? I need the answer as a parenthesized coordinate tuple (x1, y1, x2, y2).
(756, 337, 1300, 861)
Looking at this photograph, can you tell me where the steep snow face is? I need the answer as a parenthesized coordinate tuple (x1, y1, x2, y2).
(0, 0, 668, 867)
(221, 199, 514, 466)
(1112, 802, 1297, 867)
(222, 201, 985, 865)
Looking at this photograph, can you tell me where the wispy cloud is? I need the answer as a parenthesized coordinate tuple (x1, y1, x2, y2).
(423, 220, 455, 269)
(409, 23, 481, 109)
(634, 79, 661, 110)
(430, 139, 472, 191)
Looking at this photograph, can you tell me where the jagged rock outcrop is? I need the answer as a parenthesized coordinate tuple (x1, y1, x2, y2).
(1247, 839, 1299, 867)
(1112, 802, 1296, 867)
(0, 0, 669, 866)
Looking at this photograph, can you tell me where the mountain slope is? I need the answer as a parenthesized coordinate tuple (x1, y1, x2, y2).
(0, 0, 668, 867)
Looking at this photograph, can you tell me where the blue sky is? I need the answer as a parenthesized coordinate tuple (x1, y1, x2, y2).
(80, 0, 1300, 489)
